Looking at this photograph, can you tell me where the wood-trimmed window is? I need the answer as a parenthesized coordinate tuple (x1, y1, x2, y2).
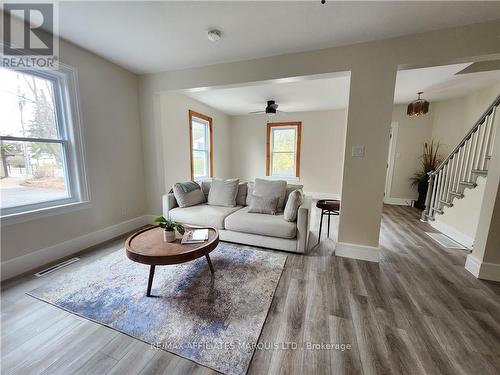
(266, 122, 302, 178)
(189, 110, 213, 180)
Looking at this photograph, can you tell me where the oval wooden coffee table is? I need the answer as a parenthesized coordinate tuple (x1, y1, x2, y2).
(125, 225, 219, 297)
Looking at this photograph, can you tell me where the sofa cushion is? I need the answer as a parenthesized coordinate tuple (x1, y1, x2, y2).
(172, 182, 205, 208)
(224, 207, 297, 239)
(169, 204, 242, 229)
(208, 178, 239, 207)
(253, 178, 287, 209)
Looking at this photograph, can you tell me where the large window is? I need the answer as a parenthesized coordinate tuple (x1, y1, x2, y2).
(266, 122, 302, 178)
(0, 67, 88, 219)
(189, 110, 213, 180)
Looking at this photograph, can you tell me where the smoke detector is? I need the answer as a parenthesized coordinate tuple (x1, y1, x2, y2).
(207, 29, 222, 42)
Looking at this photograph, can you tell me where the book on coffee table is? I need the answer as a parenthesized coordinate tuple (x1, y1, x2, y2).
(181, 229, 209, 244)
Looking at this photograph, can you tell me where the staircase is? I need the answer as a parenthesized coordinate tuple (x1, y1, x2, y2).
(422, 94, 500, 222)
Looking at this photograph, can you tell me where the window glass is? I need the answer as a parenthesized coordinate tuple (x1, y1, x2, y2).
(189, 111, 212, 180)
(0, 66, 87, 217)
(268, 124, 300, 178)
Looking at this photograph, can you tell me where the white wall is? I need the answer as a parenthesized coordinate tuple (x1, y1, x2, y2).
(434, 176, 487, 248)
(229, 110, 347, 195)
(139, 19, 500, 260)
(1, 39, 146, 266)
(157, 93, 232, 205)
(431, 83, 500, 155)
(389, 105, 433, 200)
(389, 83, 500, 201)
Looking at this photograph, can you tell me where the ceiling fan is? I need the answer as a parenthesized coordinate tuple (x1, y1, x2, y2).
(248, 100, 285, 116)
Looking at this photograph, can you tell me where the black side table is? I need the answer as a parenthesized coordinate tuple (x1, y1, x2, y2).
(316, 199, 340, 244)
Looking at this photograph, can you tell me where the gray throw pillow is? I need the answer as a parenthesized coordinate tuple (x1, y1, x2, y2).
(283, 184, 304, 209)
(248, 195, 279, 215)
(284, 189, 303, 222)
(172, 182, 205, 208)
(236, 182, 247, 206)
(208, 178, 240, 207)
(204, 179, 247, 206)
(253, 178, 287, 209)
(246, 181, 255, 206)
(201, 179, 212, 199)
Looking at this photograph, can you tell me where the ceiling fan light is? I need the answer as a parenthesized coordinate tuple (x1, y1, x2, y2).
(407, 92, 430, 116)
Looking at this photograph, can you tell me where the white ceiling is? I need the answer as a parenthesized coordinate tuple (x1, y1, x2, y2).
(55, 1, 500, 74)
(184, 64, 500, 115)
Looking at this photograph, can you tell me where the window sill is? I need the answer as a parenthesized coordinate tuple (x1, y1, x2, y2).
(268, 176, 300, 182)
(1, 201, 91, 226)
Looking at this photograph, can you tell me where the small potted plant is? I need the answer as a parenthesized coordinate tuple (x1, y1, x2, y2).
(154, 216, 185, 243)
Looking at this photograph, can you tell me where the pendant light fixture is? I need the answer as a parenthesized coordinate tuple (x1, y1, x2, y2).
(407, 92, 429, 117)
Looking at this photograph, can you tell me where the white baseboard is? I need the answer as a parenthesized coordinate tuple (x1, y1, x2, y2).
(465, 254, 481, 277)
(335, 241, 380, 263)
(1, 215, 152, 281)
(383, 197, 414, 206)
(465, 254, 500, 282)
(429, 220, 474, 249)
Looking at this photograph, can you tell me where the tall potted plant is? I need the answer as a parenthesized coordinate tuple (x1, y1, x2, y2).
(410, 140, 442, 210)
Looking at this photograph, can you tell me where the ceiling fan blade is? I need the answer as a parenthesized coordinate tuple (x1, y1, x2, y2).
(276, 110, 286, 113)
(248, 110, 265, 114)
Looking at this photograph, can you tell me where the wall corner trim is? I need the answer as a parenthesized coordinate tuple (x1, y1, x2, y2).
(335, 241, 380, 263)
(465, 254, 500, 282)
(1, 215, 153, 281)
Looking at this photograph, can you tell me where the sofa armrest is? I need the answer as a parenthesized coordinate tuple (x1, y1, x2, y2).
(162, 193, 178, 218)
(296, 194, 312, 253)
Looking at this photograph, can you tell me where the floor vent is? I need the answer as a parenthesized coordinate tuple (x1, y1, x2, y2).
(425, 232, 467, 250)
(34, 257, 80, 277)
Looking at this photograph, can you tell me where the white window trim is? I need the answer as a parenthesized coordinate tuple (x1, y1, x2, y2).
(270, 125, 299, 179)
(1, 63, 90, 225)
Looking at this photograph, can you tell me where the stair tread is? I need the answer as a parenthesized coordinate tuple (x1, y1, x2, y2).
(450, 191, 464, 198)
(439, 199, 453, 207)
(460, 181, 477, 186)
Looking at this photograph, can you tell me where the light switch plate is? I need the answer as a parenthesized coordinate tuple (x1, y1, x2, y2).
(352, 146, 365, 157)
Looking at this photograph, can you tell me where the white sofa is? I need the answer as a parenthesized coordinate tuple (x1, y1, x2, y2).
(162, 182, 311, 253)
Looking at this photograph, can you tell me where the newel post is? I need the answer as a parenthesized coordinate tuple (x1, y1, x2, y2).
(420, 171, 435, 222)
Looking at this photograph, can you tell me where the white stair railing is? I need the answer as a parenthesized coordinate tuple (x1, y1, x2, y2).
(421, 94, 500, 222)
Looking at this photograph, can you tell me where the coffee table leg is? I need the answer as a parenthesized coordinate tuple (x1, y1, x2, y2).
(205, 254, 215, 274)
(147, 265, 155, 297)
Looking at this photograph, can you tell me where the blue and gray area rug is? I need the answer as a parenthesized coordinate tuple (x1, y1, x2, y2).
(28, 243, 287, 375)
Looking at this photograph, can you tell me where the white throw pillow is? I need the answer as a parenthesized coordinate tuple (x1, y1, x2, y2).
(283, 189, 303, 222)
(208, 178, 240, 207)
